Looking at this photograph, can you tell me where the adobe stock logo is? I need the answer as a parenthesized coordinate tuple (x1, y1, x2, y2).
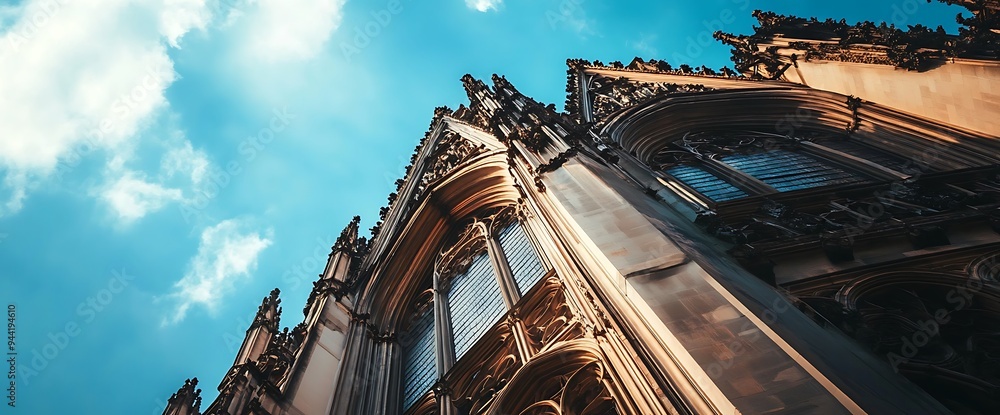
(340, 0, 406, 61)
(179, 106, 295, 228)
(5, 0, 68, 53)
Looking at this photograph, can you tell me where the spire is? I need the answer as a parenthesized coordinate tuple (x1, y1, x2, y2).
(250, 288, 281, 332)
(320, 216, 364, 284)
(162, 378, 202, 415)
(304, 216, 366, 315)
(232, 288, 283, 367)
(460, 74, 492, 107)
(333, 216, 361, 253)
(457, 74, 498, 131)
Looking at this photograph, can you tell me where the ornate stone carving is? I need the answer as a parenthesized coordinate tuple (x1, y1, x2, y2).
(435, 222, 489, 285)
(565, 58, 741, 122)
(792, 258, 1000, 413)
(489, 349, 619, 415)
(933, 0, 1000, 58)
(417, 132, 488, 196)
(714, 8, 1000, 75)
(519, 277, 584, 352)
(707, 179, 998, 249)
(589, 76, 713, 123)
(254, 323, 306, 388)
(163, 377, 202, 415)
(251, 288, 282, 332)
(334, 215, 361, 252)
(448, 325, 522, 414)
(713, 31, 786, 79)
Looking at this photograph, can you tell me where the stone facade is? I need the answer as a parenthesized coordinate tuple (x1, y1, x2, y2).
(162, 6, 1000, 415)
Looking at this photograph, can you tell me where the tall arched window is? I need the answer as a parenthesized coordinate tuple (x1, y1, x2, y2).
(399, 207, 552, 413)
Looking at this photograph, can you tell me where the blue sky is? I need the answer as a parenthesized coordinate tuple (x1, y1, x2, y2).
(0, 0, 962, 413)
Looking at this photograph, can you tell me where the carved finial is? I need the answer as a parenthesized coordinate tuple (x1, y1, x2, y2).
(334, 216, 361, 252)
(461, 74, 482, 93)
(433, 106, 453, 118)
(251, 288, 282, 332)
(491, 73, 508, 86)
(163, 377, 202, 415)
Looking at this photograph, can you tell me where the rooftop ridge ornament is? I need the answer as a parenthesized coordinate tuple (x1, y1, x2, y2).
(715, 7, 998, 76)
(589, 77, 714, 124)
(564, 57, 743, 121)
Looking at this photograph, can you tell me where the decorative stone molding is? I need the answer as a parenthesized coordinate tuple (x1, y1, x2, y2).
(418, 132, 488, 195)
(715, 8, 999, 77)
(518, 277, 582, 352)
(487, 343, 620, 415)
(447, 325, 521, 414)
(589, 77, 713, 125)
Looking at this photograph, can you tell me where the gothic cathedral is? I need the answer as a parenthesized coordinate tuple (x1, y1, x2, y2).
(163, 5, 1000, 415)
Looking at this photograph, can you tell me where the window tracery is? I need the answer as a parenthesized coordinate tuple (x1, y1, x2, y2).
(445, 249, 507, 361)
(400, 205, 555, 413)
(489, 347, 620, 415)
(794, 251, 1000, 414)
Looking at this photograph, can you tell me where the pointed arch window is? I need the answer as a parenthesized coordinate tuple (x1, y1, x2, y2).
(399, 207, 554, 413)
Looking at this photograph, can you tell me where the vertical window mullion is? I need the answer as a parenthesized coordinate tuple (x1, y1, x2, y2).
(486, 231, 521, 308)
(432, 270, 454, 375)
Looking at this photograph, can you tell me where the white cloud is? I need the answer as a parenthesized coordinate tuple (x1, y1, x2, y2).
(158, 0, 212, 47)
(163, 218, 273, 325)
(466, 0, 502, 12)
(0, 0, 211, 216)
(93, 135, 214, 226)
(236, 0, 346, 62)
(100, 171, 184, 225)
(545, 0, 594, 37)
(162, 139, 210, 187)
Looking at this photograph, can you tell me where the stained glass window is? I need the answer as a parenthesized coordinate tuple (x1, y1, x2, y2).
(665, 164, 749, 202)
(720, 150, 867, 192)
(447, 252, 507, 361)
(498, 222, 547, 295)
(401, 307, 436, 410)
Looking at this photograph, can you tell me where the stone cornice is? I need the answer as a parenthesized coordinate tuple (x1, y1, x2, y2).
(715, 8, 999, 77)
